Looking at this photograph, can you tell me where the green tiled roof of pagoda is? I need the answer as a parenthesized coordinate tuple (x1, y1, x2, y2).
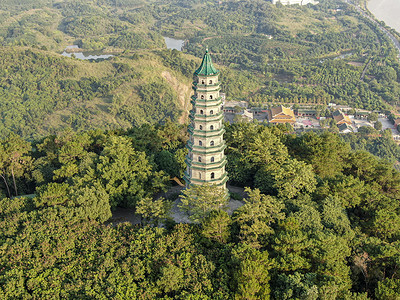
(194, 50, 219, 76)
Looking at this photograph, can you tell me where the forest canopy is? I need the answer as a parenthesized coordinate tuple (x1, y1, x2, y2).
(0, 123, 399, 298)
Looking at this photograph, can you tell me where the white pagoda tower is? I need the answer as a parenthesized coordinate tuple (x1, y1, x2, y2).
(183, 50, 228, 193)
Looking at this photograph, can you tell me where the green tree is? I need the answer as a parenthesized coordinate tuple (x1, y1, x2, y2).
(0, 133, 32, 197)
(289, 132, 350, 178)
(179, 184, 228, 223)
(374, 121, 383, 130)
(155, 150, 179, 177)
(136, 197, 170, 226)
(234, 188, 284, 247)
(201, 209, 231, 244)
(97, 135, 168, 208)
(273, 159, 317, 199)
(232, 243, 271, 300)
(368, 112, 379, 123)
(375, 278, 400, 299)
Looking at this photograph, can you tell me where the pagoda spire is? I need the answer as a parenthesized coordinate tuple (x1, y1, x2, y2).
(194, 49, 219, 76)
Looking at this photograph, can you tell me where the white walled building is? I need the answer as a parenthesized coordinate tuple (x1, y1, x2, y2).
(271, 0, 318, 5)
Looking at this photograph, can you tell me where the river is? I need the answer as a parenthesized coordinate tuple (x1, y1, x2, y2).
(368, 0, 400, 33)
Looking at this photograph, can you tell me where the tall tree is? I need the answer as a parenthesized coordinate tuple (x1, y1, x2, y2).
(0, 133, 32, 197)
(179, 184, 228, 223)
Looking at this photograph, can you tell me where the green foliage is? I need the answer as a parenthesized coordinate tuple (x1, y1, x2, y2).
(136, 197, 170, 226)
(376, 278, 400, 300)
(225, 122, 289, 186)
(135, 81, 182, 125)
(274, 159, 316, 199)
(342, 131, 400, 166)
(97, 135, 156, 208)
(179, 184, 228, 223)
(233, 188, 284, 248)
(201, 210, 231, 244)
(0, 123, 400, 298)
(0, 133, 33, 197)
(374, 120, 383, 131)
(232, 243, 271, 300)
(287, 131, 351, 178)
(0, 47, 189, 140)
(0, 0, 398, 119)
(368, 112, 379, 123)
(0, 208, 218, 299)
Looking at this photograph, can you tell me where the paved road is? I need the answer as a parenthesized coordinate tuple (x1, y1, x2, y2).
(344, 0, 400, 58)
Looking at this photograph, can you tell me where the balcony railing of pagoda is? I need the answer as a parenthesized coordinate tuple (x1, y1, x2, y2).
(189, 112, 224, 122)
(195, 87, 221, 93)
(189, 174, 229, 185)
(190, 95, 223, 104)
(187, 126, 226, 137)
(185, 157, 228, 171)
(186, 143, 227, 154)
(192, 81, 220, 88)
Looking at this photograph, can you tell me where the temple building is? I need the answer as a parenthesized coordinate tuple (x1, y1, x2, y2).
(267, 105, 296, 124)
(332, 110, 352, 125)
(183, 50, 228, 193)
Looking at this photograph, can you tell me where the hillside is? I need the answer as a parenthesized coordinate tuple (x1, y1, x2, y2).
(0, 47, 195, 139)
(0, 0, 400, 139)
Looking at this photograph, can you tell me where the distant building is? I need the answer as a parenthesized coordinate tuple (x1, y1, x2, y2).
(354, 111, 369, 120)
(239, 109, 254, 120)
(223, 106, 235, 113)
(332, 110, 352, 125)
(271, 0, 318, 5)
(267, 105, 296, 124)
(295, 108, 318, 118)
(338, 123, 353, 133)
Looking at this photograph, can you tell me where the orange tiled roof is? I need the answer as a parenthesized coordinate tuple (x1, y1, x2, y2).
(268, 105, 296, 124)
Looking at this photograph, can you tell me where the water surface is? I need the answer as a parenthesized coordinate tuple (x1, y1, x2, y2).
(164, 37, 185, 51)
(62, 45, 114, 60)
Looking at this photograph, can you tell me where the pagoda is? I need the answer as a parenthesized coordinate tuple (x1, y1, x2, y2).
(183, 49, 228, 193)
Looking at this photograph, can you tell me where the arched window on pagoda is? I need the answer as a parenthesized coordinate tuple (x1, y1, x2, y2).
(210, 110, 214, 115)
(199, 173, 201, 179)
(211, 172, 215, 179)
(210, 141, 214, 146)
(200, 110, 203, 115)
(201, 95, 204, 99)
(198, 156, 202, 162)
(202, 80, 205, 84)
(209, 80, 213, 84)
(199, 140, 202, 146)
(211, 157, 215, 162)
(210, 125, 214, 130)
(210, 95, 213, 99)
(199, 125, 203, 130)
